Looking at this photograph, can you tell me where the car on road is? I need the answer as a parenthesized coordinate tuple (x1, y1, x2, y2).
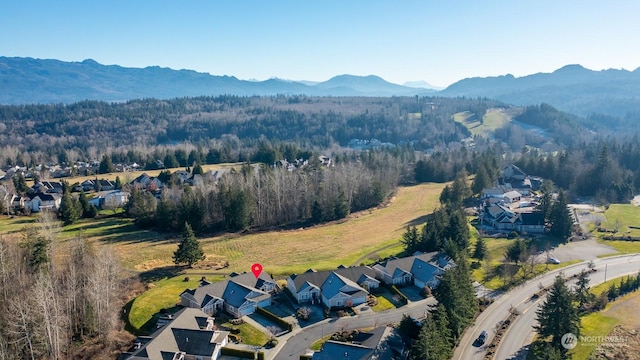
(547, 257, 561, 264)
(476, 330, 487, 345)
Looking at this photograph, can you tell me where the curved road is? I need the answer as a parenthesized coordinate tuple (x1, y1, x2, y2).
(454, 254, 640, 360)
(271, 297, 436, 359)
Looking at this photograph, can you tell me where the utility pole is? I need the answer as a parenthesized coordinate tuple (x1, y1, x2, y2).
(604, 263, 608, 282)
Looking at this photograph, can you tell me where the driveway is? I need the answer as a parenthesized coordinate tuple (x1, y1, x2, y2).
(548, 238, 616, 262)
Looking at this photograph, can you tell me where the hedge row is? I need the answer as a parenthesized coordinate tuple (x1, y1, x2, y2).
(221, 347, 260, 359)
(257, 306, 293, 332)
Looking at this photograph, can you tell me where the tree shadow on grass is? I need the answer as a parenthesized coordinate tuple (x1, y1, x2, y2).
(402, 213, 433, 229)
(138, 265, 184, 283)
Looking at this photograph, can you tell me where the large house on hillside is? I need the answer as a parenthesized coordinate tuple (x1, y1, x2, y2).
(120, 307, 229, 360)
(180, 272, 279, 318)
(286, 266, 380, 309)
(479, 203, 545, 234)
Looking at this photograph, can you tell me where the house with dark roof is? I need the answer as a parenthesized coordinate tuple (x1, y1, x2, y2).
(120, 307, 228, 360)
(25, 192, 62, 212)
(372, 252, 451, 289)
(180, 272, 278, 318)
(312, 326, 402, 360)
(286, 266, 379, 308)
(479, 203, 546, 234)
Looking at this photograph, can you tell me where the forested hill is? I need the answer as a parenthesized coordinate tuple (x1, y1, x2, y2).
(0, 57, 430, 104)
(0, 96, 502, 164)
(440, 64, 640, 117)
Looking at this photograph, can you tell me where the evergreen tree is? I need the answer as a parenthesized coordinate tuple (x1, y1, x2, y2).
(114, 176, 122, 190)
(473, 237, 487, 260)
(397, 314, 421, 340)
(333, 190, 350, 220)
(401, 226, 419, 253)
(535, 276, 580, 351)
(471, 165, 490, 195)
(60, 192, 81, 225)
(505, 238, 528, 267)
(173, 222, 205, 267)
(192, 163, 204, 175)
(574, 270, 594, 309)
(434, 253, 477, 338)
(311, 200, 323, 224)
(549, 191, 573, 241)
(98, 155, 115, 174)
(412, 304, 453, 360)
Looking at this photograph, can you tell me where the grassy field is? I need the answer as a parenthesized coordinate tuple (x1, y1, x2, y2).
(571, 290, 640, 359)
(116, 182, 447, 276)
(452, 108, 512, 137)
(596, 204, 640, 254)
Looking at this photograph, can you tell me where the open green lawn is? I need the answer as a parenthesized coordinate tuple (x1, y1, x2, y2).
(222, 321, 270, 346)
(128, 275, 220, 332)
(595, 204, 640, 255)
(600, 204, 640, 236)
(371, 295, 396, 312)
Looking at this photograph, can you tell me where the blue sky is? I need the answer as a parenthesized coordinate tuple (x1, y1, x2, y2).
(1, 1, 639, 87)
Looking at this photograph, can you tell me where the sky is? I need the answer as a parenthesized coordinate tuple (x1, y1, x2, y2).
(1, 1, 639, 87)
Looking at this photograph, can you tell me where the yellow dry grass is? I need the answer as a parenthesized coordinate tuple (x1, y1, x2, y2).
(123, 182, 446, 276)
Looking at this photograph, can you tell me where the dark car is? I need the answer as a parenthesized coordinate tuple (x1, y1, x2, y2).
(476, 330, 487, 345)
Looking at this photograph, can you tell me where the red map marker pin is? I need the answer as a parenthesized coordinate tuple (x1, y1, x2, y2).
(251, 263, 263, 278)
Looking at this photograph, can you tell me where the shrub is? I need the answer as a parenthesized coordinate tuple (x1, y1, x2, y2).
(296, 306, 311, 320)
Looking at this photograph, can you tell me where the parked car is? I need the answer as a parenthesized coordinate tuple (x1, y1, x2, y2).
(547, 257, 561, 264)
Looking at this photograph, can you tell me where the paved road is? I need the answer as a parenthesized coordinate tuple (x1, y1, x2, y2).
(270, 297, 436, 359)
(453, 254, 640, 360)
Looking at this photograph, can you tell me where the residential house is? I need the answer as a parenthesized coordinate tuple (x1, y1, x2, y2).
(180, 272, 278, 318)
(99, 179, 115, 191)
(480, 203, 546, 234)
(120, 307, 229, 360)
(372, 252, 451, 289)
(25, 193, 62, 212)
(287, 266, 379, 309)
(131, 173, 163, 191)
(312, 326, 403, 360)
(31, 181, 64, 194)
(89, 190, 130, 209)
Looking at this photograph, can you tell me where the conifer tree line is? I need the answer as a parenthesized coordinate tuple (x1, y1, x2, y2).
(125, 153, 401, 233)
(0, 219, 129, 359)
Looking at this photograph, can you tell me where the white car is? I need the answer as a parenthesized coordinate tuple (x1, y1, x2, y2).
(547, 257, 561, 264)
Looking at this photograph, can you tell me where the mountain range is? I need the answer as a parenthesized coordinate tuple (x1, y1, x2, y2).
(1, 56, 640, 116)
(0, 57, 432, 104)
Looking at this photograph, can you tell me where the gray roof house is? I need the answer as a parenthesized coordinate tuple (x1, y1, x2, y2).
(312, 326, 401, 360)
(120, 307, 229, 360)
(372, 252, 452, 289)
(180, 272, 278, 318)
(286, 266, 380, 308)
